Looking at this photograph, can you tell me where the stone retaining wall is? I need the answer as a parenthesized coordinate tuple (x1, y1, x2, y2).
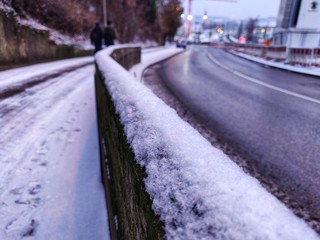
(0, 10, 92, 68)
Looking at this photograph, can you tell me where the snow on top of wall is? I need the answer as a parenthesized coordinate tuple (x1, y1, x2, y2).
(0, 2, 14, 14)
(49, 31, 92, 50)
(95, 48, 319, 239)
(16, 16, 92, 49)
(130, 46, 183, 81)
(17, 17, 48, 31)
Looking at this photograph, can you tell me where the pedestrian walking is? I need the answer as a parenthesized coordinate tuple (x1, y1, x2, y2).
(90, 22, 103, 53)
(104, 20, 116, 47)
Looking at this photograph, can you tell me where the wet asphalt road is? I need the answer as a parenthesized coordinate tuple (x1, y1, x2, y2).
(153, 45, 320, 219)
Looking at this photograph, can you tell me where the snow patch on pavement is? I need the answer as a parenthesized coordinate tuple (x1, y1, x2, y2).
(130, 46, 183, 81)
(0, 61, 109, 239)
(0, 57, 93, 91)
(232, 51, 320, 77)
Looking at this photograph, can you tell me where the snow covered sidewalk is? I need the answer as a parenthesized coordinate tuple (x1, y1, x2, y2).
(0, 58, 109, 239)
(129, 46, 184, 80)
(0, 57, 93, 93)
(231, 51, 320, 77)
(96, 46, 320, 239)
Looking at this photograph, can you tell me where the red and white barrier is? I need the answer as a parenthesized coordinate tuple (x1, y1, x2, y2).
(228, 43, 320, 68)
(288, 48, 313, 66)
(313, 48, 320, 67)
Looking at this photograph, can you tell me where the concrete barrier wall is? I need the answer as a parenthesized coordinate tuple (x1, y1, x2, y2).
(110, 47, 141, 70)
(0, 10, 92, 68)
(95, 47, 164, 240)
(265, 46, 287, 61)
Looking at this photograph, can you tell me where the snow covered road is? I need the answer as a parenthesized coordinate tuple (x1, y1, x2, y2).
(0, 58, 109, 239)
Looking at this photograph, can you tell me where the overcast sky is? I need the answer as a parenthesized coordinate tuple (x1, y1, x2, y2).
(182, 0, 281, 19)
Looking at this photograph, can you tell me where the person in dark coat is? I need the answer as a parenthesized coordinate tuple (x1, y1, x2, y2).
(90, 23, 103, 53)
(104, 20, 116, 47)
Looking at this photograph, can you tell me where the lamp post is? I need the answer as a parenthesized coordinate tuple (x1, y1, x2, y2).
(102, 0, 107, 26)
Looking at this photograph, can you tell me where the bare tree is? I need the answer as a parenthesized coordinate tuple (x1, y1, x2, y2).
(6, 0, 182, 43)
(157, 0, 183, 43)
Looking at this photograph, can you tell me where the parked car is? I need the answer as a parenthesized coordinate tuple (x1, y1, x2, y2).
(176, 39, 187, 49)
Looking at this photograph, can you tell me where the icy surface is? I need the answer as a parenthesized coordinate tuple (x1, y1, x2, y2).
(0, 57, 93, 90)
(96, 48, 319, 239)
(0, 59, 109, 239)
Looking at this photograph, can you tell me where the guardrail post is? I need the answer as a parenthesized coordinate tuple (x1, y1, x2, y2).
(285, 31, 292, 63)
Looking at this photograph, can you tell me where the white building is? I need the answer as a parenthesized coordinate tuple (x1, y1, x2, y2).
(274, 0, 320, 48)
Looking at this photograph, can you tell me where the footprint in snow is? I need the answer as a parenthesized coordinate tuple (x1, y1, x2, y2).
(15, 197, 41, 207)
(5, 218, 39, 237)
(10, 187, 25, 196)
(28, 182, 42, 195)
(31, 158, 40, 163)
(31, 158, 47, 167)
(22, 219, 39, 237)
(37, 141, 49, 155)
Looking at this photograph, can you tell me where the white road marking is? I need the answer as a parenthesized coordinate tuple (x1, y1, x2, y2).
(207, 53, 320, 105)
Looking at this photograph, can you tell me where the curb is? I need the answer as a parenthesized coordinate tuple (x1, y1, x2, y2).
(229, 50, 320, 78)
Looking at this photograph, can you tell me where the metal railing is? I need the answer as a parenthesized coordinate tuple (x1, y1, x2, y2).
(226, 42, 320, 67)
(288, 48, 320, 67)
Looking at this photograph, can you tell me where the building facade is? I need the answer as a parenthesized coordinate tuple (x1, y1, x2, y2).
(276, 0, 301, 29)
(273, 0, 320, 47)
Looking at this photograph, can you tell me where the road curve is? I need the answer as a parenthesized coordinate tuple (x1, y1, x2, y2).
(150, 45, 320, 226)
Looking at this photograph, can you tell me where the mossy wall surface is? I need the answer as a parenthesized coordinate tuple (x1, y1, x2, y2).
(95, 50, 164, 239)
(0, 10, 92, 67)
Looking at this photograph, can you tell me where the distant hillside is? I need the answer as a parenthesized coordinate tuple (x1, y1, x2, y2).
(7, 0, 99, 36)
(3, 0, 182, 44)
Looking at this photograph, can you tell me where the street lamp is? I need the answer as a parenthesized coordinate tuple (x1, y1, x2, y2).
(102, 0, 107, 26)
